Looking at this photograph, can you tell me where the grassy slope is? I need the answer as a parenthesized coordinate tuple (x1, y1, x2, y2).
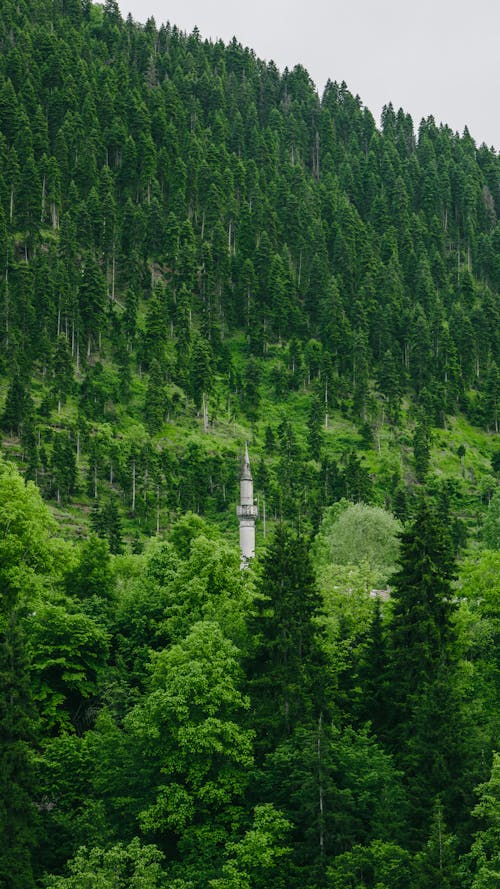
(1, 326, 497, 549)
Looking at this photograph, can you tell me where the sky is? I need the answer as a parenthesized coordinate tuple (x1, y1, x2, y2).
(118, 0, 499, 150)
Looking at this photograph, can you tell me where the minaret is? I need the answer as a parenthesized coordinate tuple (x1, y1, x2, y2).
(237, 444, 258, 568)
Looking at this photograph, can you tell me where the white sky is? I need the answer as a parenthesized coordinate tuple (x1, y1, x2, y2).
(118, 0, 499, 149)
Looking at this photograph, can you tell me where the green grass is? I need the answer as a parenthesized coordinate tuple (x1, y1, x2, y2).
(1, 335, 497, 551)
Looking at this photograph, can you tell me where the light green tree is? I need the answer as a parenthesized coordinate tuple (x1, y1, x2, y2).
(312, 501, 402, 586)
(468, 753, 500, 889)
(482, 489, 500, 550)
(126, 622, 253, 873)
(209, 805, 291, 889)
(43, 837, 166, 888)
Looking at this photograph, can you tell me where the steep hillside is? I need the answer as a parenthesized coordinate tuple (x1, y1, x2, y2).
(1, 4, 500, 889)
(0, 0, 498, 549)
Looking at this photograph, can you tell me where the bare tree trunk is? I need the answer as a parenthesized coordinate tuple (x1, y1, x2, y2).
(41, 174, 46, 222)
(4, 266, 9, 343)
(202, 393, 209, 433)
(317, 713, 325, 859)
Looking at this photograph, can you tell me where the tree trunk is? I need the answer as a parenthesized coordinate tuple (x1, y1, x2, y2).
(202, 393, 209, 433)
(317, 713, 325, 858)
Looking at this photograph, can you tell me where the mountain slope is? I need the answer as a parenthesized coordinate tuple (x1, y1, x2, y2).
(0, 0, 498, 545)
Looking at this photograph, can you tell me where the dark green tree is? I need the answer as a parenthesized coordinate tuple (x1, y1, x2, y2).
(384, 497, 465, 843)
(247, 525, 325, 751)
(144, 359, 166, 434)
(413, 419, 431, 482)
(100, 497, 123, 555)
(307, 394, 323, 459)
(0, 611, 39, 889)
(52, 334, 73, 413)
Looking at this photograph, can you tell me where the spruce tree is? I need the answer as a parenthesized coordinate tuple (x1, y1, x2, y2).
(247, 525, 325, 753)
(384, 496, 465, 844)
(0, 612, 38, 889)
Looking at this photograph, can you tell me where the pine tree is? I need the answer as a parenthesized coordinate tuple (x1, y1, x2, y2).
(51, 433, 76, 503)
(1, 374, 31, 435)
(413, 419, 431, 482)
(384, 497, 465, 844)
(78, 257, 106, 357)
(52, 334, 73, 413)
(0, 612, 38, 889)
(387, 497, 456, 713)
(100, 497, 123, 554)
(411, 800, 460, 889)
(307, 393, 323, 459)
(247, 525, 325, 752)
(144, 359, 166, 434)
(469, 752, 500, 889)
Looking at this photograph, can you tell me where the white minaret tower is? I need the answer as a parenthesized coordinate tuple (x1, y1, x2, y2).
(237, 444, 258, 568)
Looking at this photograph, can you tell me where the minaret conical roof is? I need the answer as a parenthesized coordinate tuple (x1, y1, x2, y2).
(241, 442, 252, 480)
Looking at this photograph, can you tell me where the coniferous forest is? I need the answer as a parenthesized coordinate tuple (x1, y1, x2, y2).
(0, 0, 499, 886)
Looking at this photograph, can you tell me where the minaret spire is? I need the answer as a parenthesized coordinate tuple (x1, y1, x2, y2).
(237, 443, 258, 568)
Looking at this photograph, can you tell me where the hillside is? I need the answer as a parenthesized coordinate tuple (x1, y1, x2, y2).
(0, 2, 499, 888)
(0, 0, 498, 549)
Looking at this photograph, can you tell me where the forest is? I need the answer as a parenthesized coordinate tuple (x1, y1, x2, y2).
(0, 0, 499, 886)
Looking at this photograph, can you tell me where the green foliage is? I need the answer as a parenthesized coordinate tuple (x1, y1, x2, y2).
(327, 841, 412, 889)
(411, 800, 460, 889)
(0, 610, 39, 889)
(262, 722, 407, 879)
(210, 805, 291, 889)
(247, 525, 325, 747)
(0, 3, 497, 886)
(127, 622, 253, 845)
(312, 501, 402, 585)
(468, 753, 500, 889)
(43, 837, 166, 888)
(481, 489, 500, 549)
(27, 602, 109, 732)
(65, 536, 114, 602)
(382, 497, 468, 842)
(0, 458, 59, 602)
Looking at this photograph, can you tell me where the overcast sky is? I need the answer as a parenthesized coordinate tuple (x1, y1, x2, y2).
(118, 0, 499, 149)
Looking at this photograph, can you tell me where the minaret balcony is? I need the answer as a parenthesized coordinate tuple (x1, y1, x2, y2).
(237, 504, 258, 518)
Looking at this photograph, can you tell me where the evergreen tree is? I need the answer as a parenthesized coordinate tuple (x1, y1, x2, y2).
(100, 497, 123, 554)
(384, 497, 465, 843)
(52, 334, 73, 413)
(144, 359, 166, 434)
(1, 374, 31, 435)
(247, 525, 325, 751)
(0, 612, 38, 889)
(307, 393, 323, 459)
(413, 419, 431, 482)
(411, 800, 460, 889)
(50, 433, 76, 503)
(468, 752, 500, 889)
